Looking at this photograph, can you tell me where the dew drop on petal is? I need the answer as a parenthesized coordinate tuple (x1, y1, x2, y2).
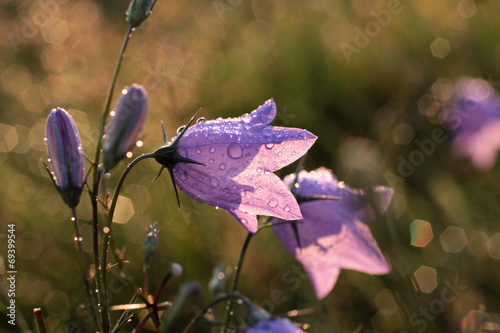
(219, 163, 226, 170)
(226, 167, 239, 178)
(210, 177, 220, 187)
(264, 170, 271, 175)
(256, 167, 263, 173)
(196, 148, 201, 154)
(284, 205, 291, 212)
(227, 143, 243, 159)
(209, 146, 216, 154)
(265, 143, 275, 149)
(268, 198, 278, 208)
(262, 127, 273, 136)
(241, 218, 247, 224)
(207, 134, 216, 141)
(242, 113, 252, 123)
(196, 117, 207, 124)
(176, 125, 186, 134)
(209, 158, 215, 164)
(179, 171, 188, 181)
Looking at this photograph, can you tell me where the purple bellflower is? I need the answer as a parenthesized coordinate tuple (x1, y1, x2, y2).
(103, 84, 148, 171)
(271, 167, 393, 299)
(244, 318, 305, 333)
(443, 77, 500, 170)
(152, 99, 317, 233)
(45, 107, 85, 208)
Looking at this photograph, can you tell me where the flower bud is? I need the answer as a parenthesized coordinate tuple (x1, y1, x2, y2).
(143, 222, 159, 258)
(126, 0, 157, 28)
(45, 107, 85, 207)
(161, 281, 201, 333)
(102, 84, 148, 171)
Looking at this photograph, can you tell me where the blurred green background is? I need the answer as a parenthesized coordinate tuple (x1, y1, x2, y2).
(2, 0, 500, 332)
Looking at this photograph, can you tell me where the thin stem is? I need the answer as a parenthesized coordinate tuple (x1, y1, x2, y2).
(222, 232, 254, 332)
(72, 207, 101, 332)
(184, 293, 252, 333)
(33, 308, 48, 333)
(111, 294, 138, 333)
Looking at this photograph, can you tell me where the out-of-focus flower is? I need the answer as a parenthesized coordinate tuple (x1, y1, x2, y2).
(244, 318, 305, 333)
(103, 84, 148, 171)
(143, 222, 159, 258)
(271, 167, 393, 299)
(443, 77, 500, 170)
(208, 264, 227, 296)
(126, 0, 157, 28)
(152, 99, 317, 233)
(45, 107, 85, 208)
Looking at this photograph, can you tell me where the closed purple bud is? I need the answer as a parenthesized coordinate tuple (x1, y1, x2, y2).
(45, 107, 85, 207)
(103, 84, 148, 171)
(245, 318, 305, 333)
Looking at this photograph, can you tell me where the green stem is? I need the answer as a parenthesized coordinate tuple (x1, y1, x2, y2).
(222, 232, 253, 332)
(183, 293, 252, 333)
(91, 25, 134, 333)
(72, 207, 101, 332)
(33, 308, 48, 333)
(101, 153, 156, 313)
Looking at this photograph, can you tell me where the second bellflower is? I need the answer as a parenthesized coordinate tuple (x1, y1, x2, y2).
(153, 99, 317, 232)
(271, 167, 393, 299)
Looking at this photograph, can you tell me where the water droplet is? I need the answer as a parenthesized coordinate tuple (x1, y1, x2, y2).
(209, 158, 215, 164)
(71, 217, 76, 222)
(207, 134, 216, 141)
(105, 173, 111, 179)
(179, 172, 188, 181)
(209, 146, 216, 154)
(265, 143, 275, 149)
(136, 140, 143, 147)
(47, 158, 51, 162)
(226, 167, 239, 178)
(338, 181, 345, 188)
(43, 137, 47, 142)
(242, 113, 252, 123)
(227, 143, 243, 159)
(268, 198, 278, 208)
(103, 227, 110, 234)
(284, 205, 291, 212)
(256, 167, 263, 173)
(176, 126, 186, 135)
(219, 163, 226, 170)
(196, 117, 207, 124)
(196, 148, 201, 154)
(210, 177, 220, 187)
(73, 237, 78, 241)
(241, 219, 247, 224)
(262, 127, 273, 136)
(110, 111, 116, 117)
(264, 170, 271, 175)
(241, 190, 247, 197)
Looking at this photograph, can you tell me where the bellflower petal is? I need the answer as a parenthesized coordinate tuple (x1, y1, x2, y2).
(169, 99, 317, 232)
(245, 318, 305, 333)
(103, 84, 148, 171)
(443, 77, 500, 170)
(271, 167, 393, 299)
(45, 107, 85, 207)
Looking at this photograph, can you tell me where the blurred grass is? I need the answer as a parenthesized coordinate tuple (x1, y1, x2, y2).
(2, 0, 500, 332)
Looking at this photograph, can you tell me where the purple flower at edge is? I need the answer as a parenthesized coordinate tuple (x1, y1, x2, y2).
(153, 99, 317, 233)
(244, 318, 305, 333)
(103, 84, 148, 171)
(443, 77, 500, 170)
(45, 107, 85, 207)
(271, 167, 393, 299)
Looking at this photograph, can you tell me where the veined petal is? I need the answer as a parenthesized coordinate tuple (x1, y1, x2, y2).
(172, 99, 315, 232)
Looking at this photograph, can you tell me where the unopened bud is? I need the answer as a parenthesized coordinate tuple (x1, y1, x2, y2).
(103, 84, 148, 171)
(143, 222, 159, 258)
(126, 0, 157, 28)
(45, 107, 85, 207)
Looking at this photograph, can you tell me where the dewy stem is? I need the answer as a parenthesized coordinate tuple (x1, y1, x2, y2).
(72, 207, 102, 332)
(91, 25, 134, 333)
(100, 153, 156, 315)
(222, 232, 254, 332)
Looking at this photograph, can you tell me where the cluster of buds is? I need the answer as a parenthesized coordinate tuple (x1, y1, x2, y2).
(44, 84, 148, 207)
